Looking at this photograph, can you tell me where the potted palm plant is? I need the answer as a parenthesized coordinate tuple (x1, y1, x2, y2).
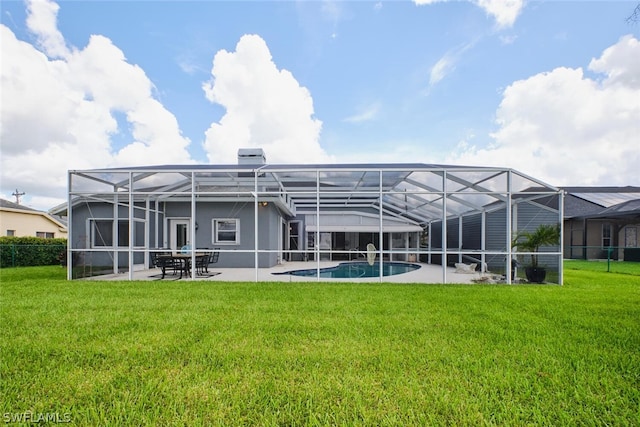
(512, 224, 560, 283)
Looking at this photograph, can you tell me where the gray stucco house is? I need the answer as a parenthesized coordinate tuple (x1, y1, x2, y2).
(60, 149, 564, 283)
(563, 186, 640, 261)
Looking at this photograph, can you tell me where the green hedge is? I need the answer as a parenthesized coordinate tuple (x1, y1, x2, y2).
(0, 236, 67, 268)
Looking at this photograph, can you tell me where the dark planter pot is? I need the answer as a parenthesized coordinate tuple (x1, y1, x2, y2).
(525, 267, 547, 283)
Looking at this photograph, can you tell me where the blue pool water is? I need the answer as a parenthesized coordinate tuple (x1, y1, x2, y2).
(274, 261, 421, 279)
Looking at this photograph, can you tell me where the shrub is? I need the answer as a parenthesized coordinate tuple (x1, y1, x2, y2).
(0, 236, 67, 268)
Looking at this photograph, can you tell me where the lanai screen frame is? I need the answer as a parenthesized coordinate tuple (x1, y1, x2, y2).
(66, 163, 564, 283)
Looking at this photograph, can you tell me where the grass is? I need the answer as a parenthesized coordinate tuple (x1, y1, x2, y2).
(565, 258, 640, 275)
(1, 266, 639, 425)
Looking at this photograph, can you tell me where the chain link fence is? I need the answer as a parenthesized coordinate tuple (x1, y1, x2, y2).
(565, 245, 640, 274)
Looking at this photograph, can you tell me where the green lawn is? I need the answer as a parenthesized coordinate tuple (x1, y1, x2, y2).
(565, 258, 640, 275)
(1, 266, 639, 426)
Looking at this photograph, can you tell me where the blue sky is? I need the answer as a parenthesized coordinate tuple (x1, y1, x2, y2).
(1, 0, 639, 210)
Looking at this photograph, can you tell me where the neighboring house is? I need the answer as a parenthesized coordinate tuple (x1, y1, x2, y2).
(0, 199, 68, 238)
(562, 187, 640, 261)
(57, 149, 564, 282)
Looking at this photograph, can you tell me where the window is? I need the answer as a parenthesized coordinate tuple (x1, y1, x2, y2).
(625, 226, 637, 248)
(91, 220, 129, 247)
(6, 230, 15, 236)
(602, 223, 612, 248)
(36, 232, 54, 239)
(213, 219, 239, 244)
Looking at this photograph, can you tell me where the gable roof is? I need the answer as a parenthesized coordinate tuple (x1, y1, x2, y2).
(583, 199, 640, 220)
(562, 187, 640, 220)
(562, 186, 640, 207)
(0, 198, 68, 230)
(0, 198, 39, 212)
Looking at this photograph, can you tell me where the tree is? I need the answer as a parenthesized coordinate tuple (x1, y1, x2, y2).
(512, 224, 560, 268)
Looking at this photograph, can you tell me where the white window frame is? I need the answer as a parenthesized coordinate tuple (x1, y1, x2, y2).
(89, 219, 134, 248)
(212, 218, 240, 245)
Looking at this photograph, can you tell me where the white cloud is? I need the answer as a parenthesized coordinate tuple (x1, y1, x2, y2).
(428, 41, 476, 89)
(343, 102, 381, 124)
(447, 35, 640, 187)
(589, 34, 640, 89)
(414, 0, 524, 28)
(474, 0, 524, 29)
(202, 34, 332, 164)
(413, 0, 446, 5)
(429, 55, 454, 87)
(0, 1, 193, 210)
(25, 0, 68, 58)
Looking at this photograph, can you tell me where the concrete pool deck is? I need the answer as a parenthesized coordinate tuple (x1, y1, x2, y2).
(88, 261, 495, 284)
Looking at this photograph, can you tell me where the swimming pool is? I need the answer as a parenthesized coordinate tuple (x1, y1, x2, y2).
(274, 261, 421, 279)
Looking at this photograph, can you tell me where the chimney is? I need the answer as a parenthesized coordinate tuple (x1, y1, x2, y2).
(238, 148, 266, 165)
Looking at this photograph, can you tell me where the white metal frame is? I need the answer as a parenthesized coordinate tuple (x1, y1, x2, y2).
(65, 163, 563, 283)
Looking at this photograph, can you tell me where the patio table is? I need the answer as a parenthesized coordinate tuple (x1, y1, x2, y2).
(157, 253, 206, 279)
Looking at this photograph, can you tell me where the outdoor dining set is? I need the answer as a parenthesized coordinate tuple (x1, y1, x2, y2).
(150, 248, 220, 279)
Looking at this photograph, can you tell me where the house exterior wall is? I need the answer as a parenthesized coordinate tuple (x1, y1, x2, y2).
(301, 211, 421, 261)
(622, 225, 640, 261)
(1, 209, 67, 238)
(563, 218, 606, 259)
(564, 218, 586, 259)
(564, 218, 640, 260)
(164, 201, 281, 268)
(70, 200, 292, 271)
(70, 202, 152, 272)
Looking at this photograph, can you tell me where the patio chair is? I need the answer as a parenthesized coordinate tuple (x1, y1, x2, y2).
(151, 250, 180, 279)
(195, 252, 210, 276)
(210, 248, 220, 266)
(195, 248, 220, 274)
